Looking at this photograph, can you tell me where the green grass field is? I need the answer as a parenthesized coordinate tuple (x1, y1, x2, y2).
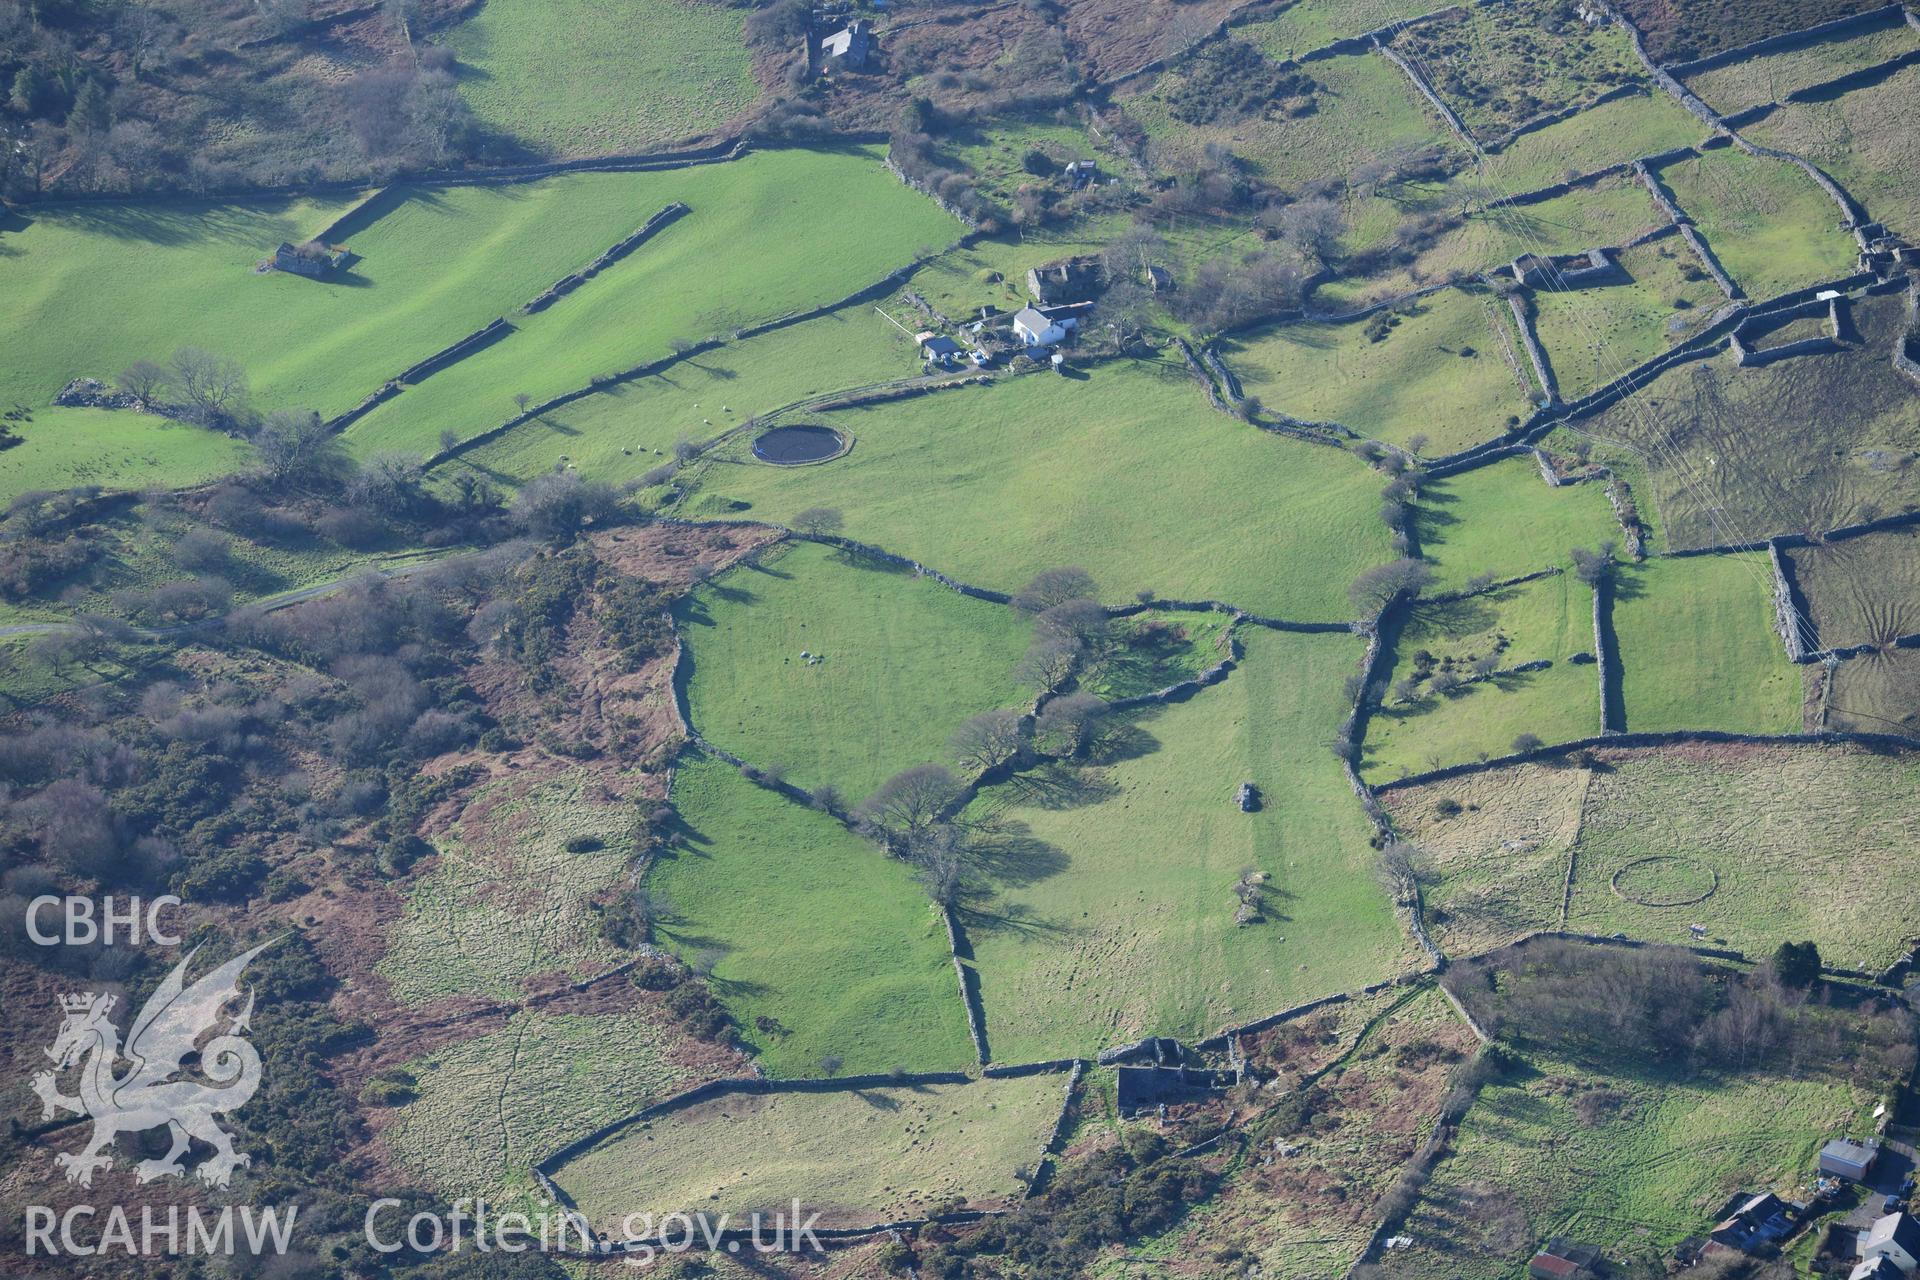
(43, 502, 456, 621)
(943, 117, 1122, 207)
(1391, 0, 1642, 140)
(1560, 744, 1920, 967)
(552, 1073, 1066, 1231)
(678, 540, 1034, 801)
(381, 1010, 700, 1206)
(344, 147, 963, 458)
(1415, 459, 1622, 590)
(444, 0, 758, 157)
(1326, 175, 1662, 311)
(1474, 90, 1706, 194)
(1121, 46, 1465, 191)
(1744, 62, 1920, 246)
(1656, 147, 1860, 298)
(376, 768, 638, 1006)
(1381, 1046, 1874, 1279)
(1223, 286, 1537, 454)
(1787, 525, 1920, 650)
(0, 407, 249, 500)
(680, 357, 1396, 622)
(1573, 291, 1920, 549)
(1611, 554, 1804, 735)
(962, 627, 1414, 1063)
(449, 304, 921, 487)
(1082, 610, 1237, 702)
(1682, 17, 1920, 115)
(1363, 573, 1602, 782)
(1236, 0, 1439, 57)
(1529, 236, 1726, 400)
(648, 755, 975, 1076)
(1383, 763, 1590, 955)
(0, 180, 694, 419)
(906, 217, 1134, 327)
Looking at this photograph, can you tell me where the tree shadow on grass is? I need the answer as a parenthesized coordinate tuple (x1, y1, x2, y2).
(1414, 480, 1466, 549)
(830, 543, 914, 576)
(965, 820, 1071, 892)
(1001, 761, 1120, 811)
(956, 897, 1075, 942)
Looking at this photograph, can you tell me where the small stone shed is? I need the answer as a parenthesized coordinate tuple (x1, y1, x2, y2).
(273, 240, 350, 279)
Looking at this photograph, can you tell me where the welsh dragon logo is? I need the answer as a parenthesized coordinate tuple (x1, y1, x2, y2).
(32, 940, 273, 1189)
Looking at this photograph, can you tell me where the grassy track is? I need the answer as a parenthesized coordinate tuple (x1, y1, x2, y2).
(963, 627, 1413, 1063)
(682, 357, 1395, 622)
(1363, 573, 1602, 782)
(678, 540, 1034, 801)
(1530, 237, 1726, 400)
(1223, 286, 1536, 454)
(649, 756, 976, 1076)
(1657, 147, 1860, 298)
(1474, 91, 1706, 193)
(553, 1073, 1065, 1230)
(345, 147, 963, 457)
(445, 0, 757, 157)
(1611, 554, 1803, 734)
(1415, 458, 1622, 590)
(451, 305, 920, 487)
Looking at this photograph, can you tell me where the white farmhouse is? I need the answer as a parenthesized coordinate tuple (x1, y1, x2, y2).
(1012, 306, 1065, 347)
(1861, 1212, 1920, 1274)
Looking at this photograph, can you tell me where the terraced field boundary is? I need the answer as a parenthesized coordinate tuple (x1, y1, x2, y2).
(531, 1060, 1084, 1249)
(1661, 3, 1908, 79)
(1371, 726, 1920, 794)
(12, 136, 753, 213)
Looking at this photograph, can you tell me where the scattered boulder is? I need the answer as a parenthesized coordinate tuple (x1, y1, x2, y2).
(1237, 781, 1260, 812)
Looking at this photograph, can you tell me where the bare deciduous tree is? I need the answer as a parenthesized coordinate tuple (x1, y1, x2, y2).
(949, 709, 1025, 773)
(1014, 633, 1081, 692)
(253, 409, 351, 489)
(169, 347, 249, 427)
(1347, 558, 1435, 614)
(117, 360, 168, 409)
(1012, 566, 1097, 615)
(860, 764, 962, 844)
(1034, 691, 1106, 757)
(792, 507, 844, 539)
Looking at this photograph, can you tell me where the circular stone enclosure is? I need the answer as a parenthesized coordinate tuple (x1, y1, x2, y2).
(1610, 856, 1719, 907)
(752, 424, 848, 466)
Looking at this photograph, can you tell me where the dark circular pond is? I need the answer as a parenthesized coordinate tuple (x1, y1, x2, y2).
(752, 424, 845, 465)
